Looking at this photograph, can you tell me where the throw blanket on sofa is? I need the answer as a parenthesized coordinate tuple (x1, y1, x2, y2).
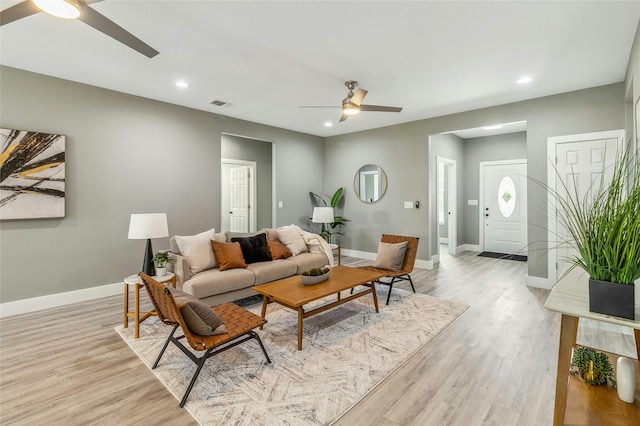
(291, 224, 334, 267)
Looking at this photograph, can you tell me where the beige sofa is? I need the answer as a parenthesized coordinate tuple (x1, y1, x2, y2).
(169, 225, 332, 307)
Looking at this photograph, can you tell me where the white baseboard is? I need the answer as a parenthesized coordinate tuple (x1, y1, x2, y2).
(526, 275, 553, 290)
(438, 237, 448, 244)
(0, 282, 122, 318)
(459, 244, 481, 252)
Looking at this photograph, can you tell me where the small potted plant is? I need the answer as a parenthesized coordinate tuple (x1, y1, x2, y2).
(152, 251, 172, 277)
(570, 347, 616, 387)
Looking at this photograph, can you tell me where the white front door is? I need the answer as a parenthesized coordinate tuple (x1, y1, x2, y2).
(229, 165, 250, 232)
(551, 133, 621, 278)
(482, 161, 527, 254)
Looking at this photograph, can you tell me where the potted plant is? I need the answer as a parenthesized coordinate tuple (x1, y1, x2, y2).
(548, 148, 639, 319)
(310, 187, 349, 243)
(570, 347, 616, 387)
(152, 251, 172, 277)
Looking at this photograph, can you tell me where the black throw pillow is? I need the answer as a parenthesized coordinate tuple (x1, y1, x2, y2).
(231, 233, 273, 264)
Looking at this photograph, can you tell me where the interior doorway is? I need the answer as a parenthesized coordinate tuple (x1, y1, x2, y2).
(437, 157, 457, 256)
(221, 159, 256, 232)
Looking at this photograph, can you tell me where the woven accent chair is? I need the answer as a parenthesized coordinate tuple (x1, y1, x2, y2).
(140, 273, 271, 408)
(358, 234, 419, 305)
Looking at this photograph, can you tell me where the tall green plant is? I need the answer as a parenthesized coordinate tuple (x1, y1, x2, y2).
(310, 187, 349, 243)
(548, 148, 640, 284)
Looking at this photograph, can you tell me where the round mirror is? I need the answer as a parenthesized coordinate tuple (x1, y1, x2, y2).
(354, 164, 388, 203)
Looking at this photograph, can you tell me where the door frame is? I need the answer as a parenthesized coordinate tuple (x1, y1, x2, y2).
(221, 158, 257, 232)
(436, 156, 457, 256)
(479, 158, 527, 253)
(546, 129, 625, 286)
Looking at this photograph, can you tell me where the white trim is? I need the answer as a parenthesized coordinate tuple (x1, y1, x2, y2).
(478, 158, 527, 253)
(437, 156, 457, 256)
(0, 282, 122, 318)
(526, 275, 553, 289)
(439, 237, 448, 244)
(459, 244, 481, 252)
(546, 129, 625, 287)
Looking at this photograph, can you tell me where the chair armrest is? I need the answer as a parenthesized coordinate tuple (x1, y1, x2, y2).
(170, 252, 190, 289)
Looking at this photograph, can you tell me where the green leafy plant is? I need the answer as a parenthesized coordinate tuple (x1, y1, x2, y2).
(546, 148, 640, 284)
(310, 187, 349, 243)
(570, 347, 616, 387)
(152, 251, 172, 267)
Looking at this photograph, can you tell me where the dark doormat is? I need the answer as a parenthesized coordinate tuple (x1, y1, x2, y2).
(478, 251, 527, 262)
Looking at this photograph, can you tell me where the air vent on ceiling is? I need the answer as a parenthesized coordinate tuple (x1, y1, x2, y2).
(210, 100, 231, 107)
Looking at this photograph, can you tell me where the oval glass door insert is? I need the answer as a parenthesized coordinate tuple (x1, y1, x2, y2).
(498, 176, 516, 218)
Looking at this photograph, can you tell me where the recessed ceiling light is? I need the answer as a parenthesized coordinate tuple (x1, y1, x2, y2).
(324, 122, 333, 127)
(483, 124, 503, 131)
(175, 80, 189, 88)
(516, 76, 533, 85)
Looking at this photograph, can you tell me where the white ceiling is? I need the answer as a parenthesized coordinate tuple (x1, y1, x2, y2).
(1, 1, 639, 138)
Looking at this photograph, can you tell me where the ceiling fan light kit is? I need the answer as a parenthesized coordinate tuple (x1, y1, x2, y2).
(33, 0, 81, 19)
(300, 80, 402, 123)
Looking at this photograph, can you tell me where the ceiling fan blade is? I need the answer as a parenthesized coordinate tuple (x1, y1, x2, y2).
(339, 113, 348, 122)
(349, 89, 368, 106)
(0, 1, 40, 26)
(78, 5, 159, 58)
(299, 106, 340, 108)
(360, 105, 403, 113)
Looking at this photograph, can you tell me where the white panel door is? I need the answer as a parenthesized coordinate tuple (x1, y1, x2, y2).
(483, 162, 527, 254)
(554, 137, 619, 275)
(229, 165, 250, 232)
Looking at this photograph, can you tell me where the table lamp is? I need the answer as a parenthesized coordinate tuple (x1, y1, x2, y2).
(312, 206, 334, 236)
(128, 213, 169, 276)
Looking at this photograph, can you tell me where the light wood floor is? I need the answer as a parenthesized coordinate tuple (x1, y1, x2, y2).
(1, 250, 636, 425)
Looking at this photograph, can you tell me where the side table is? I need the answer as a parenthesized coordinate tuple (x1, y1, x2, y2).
(328, 243, 341, 265)
(123, 272, 176, 338)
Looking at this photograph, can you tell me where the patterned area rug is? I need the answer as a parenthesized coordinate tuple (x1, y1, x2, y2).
(116, 288, 468, 425)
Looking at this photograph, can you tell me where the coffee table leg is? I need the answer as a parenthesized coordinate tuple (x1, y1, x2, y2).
(370, 281, 380, 313)
(260, 296, 269, 330)
(297, 307, 304, 351)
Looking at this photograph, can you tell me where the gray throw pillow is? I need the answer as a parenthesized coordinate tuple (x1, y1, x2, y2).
(372, 241, 408, 271)
(170, 288, 227, 335)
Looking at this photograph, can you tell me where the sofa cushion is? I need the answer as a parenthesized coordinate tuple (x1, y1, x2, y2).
(231, 233, 272, 264)
(211, 241, 248, 271)
(248, 259, 298, 285)
(225, 231, 260, 241)
(285, 252, 329, 274)
(372, 241, 408, 271)
(260, 228, 280, 241)
(268, 239, 292, 259)
(173, 228, 223, 275)
(276, 225, 308, 255)
(182, 267, 256, 299)
(170, 287, 227, 335)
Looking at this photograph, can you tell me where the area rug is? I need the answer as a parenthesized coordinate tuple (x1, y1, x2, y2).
(116, 288, 468, 425)
(477, 251, 527, 262)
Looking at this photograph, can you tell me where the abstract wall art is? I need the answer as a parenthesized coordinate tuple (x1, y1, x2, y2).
(0, 128, 66, 220)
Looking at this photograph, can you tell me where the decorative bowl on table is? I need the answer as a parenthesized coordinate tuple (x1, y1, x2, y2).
(301, 266, 331, 285)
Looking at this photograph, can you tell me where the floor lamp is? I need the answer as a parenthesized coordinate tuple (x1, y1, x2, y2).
(128, 213, 169, 276)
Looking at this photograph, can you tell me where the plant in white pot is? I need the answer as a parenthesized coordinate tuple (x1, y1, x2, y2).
(152, 251, 172, 277)
(549, 149, 639, 319)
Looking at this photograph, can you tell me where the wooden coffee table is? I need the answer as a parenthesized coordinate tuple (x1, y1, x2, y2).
(253, 265, 383, 350)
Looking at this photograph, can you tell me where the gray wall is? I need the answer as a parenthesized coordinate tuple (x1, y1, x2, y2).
(0, 66, 324, 303)
(325, 83, 625, 280)
(462, 131, 527, 245)
(221, 134, 273, 230)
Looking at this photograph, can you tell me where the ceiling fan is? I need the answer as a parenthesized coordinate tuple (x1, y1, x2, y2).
(0, 0, 159, 58)
(300, 81, 402, 122)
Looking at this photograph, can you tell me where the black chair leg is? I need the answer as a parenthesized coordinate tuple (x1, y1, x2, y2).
(251, 331, 271, 363)
(385, 278, 397, 305)
(153, 325, 179, 369)
(180, 348, 213, 408)
(408, 275, 416, 293)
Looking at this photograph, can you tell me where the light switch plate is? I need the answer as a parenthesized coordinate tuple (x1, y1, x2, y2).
(468, 199, 478, 206)
(278, 201, 283, 208)
(404, 201, 413, 209)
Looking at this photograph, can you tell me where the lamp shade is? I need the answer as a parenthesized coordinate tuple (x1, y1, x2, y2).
(128, 213, 169, 239)
(312, 207, 334, 224)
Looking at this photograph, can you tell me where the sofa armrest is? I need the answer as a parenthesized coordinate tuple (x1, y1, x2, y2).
(170, 252, 190, 289)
